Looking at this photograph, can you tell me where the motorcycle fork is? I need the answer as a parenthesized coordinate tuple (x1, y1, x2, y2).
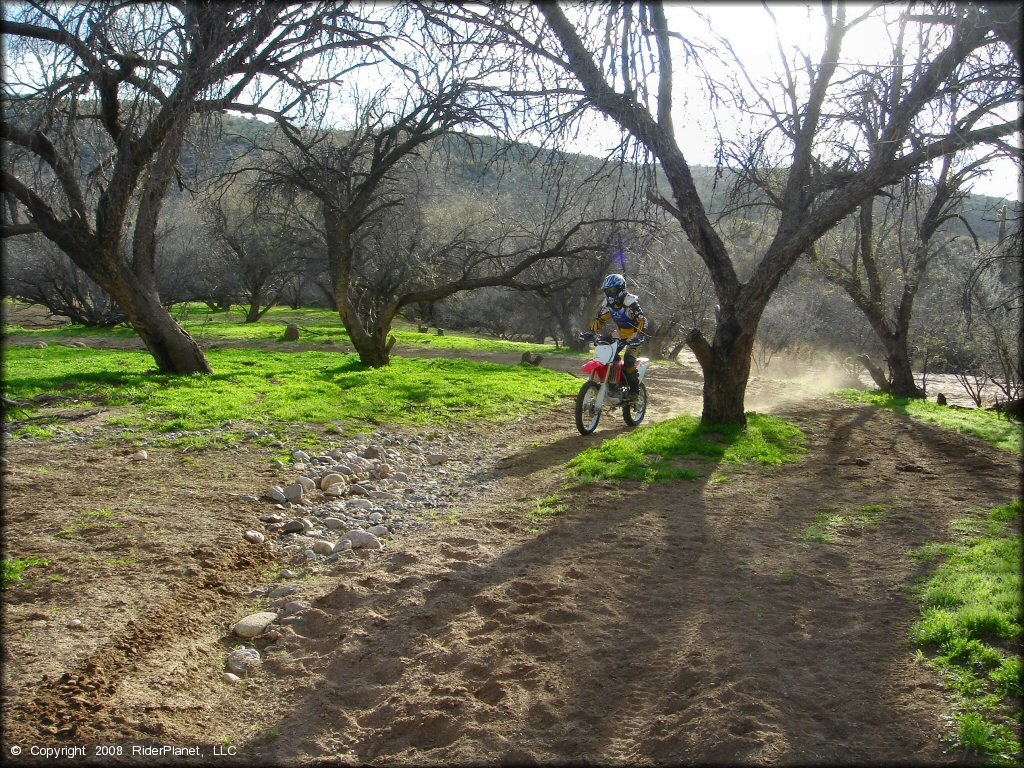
(593, 355, 619, 411)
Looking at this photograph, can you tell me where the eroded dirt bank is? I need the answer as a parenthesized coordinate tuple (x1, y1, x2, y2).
(2, 360, 1019, 765)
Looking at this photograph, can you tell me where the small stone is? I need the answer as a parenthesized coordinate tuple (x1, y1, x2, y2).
(292, 450, 310, 462)
(349, 484, 369, 496)
(320, 473, 346, 490)
(281, 520, 305, 534)
(269, 586, 296, 598)
(280, 569, 297, 578)
(324, 517, 345, 530)
(364, 446, 384, 459)
(222, 672, 244, 685)
(324, 484, 345, 497)
(233, 611, 277, 638)
(368, 512, 384, 524)
(304, 549, 317, 560)
(260, 513, 286, 524)
(283, 483, 304, 503)
(368, 525, 389, 537)
(32, 341, 48, 349)
(297, 476, 316, 492)
(266, 486, 287, 503)
(132, 450, 148, 461)
(340, 530, 382, 550)
(392, 472, 409, 483)
(345, 498, 373, 512)
(67, 619, 83, 629)
(312, 540, 334, 556)
(273, 459, 287, 470)
(244, 530, 266, 544)
(332, 539, 354, 554)
(227, 647, 261, 675)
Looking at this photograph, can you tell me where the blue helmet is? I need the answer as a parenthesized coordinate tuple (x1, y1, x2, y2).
(602, 273, 626, 302)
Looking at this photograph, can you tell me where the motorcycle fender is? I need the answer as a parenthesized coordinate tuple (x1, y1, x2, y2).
(581, 360, 606, 377)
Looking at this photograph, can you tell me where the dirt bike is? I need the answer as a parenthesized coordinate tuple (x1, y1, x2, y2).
(575, 332, 650, 435)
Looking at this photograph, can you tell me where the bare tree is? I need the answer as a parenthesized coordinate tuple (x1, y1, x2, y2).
(200, 179, 312, 323)
(808, 155, 991, 397)
(4, 234, 126, 325)
(463, 2, 1021, 423)
(240, 17, 634, 368)
(1, 2, 381, 373)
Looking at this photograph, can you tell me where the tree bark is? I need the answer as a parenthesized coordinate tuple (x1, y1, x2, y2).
(687, 312, 756, 425)
(106, 270, 212, 374)
(883, 332, 924, 398)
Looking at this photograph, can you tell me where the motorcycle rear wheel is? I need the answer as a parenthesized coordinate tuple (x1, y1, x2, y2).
(623, 382, 648, 427)
(575, 381, 602, 435)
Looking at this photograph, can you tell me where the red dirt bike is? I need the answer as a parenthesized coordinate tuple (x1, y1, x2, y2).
(575, 332, 650, 435)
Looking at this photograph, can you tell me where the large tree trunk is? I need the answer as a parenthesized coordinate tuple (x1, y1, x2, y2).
(883, 332, 924, 398)
(687, 315, 756, 426)
(107, 272, 212, 374)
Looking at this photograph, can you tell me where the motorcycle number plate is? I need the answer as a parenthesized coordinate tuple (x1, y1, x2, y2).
(594, 344, 617, 364)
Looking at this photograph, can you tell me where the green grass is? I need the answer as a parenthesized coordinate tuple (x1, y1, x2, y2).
(4, 302, 581, 357)
(567, 413, 806, 483)
(1, 556, 50, 589)
(911, 500, 1022, 764)
(799, 503, 888, 544)
(3, 346, 579, 440)
(528, 493, 568, 522)
(836, 389, 1023, 454)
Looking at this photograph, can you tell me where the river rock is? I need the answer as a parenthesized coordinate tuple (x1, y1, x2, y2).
(368, 511, 384, 524)
(368, 525, 389, 537)
(320, 473, 346, 490)
(364, 446, 384, 459)
(227, 647, 261, 675)
(233, 611, 277, 638)
(270, 585, 296, 598)
(282, 520, 305, 534)
(339, 530, 382, 550)
(266, 486, 287, 503)
(332, 539, 354, 554)
(323, 517, 345, 530)
(392, 472, 409, 483)
(244, 530, 266, 544)
(312, 540, 334, 555)
(345, 498, 373, 512)
(222, 672, 244, 685)
(297, 476, 316, 492)
(324, 484, 345, 497)
(132, 450, 148, 461)
(292, 450, 310, 462)
(283, 483, 304, 503)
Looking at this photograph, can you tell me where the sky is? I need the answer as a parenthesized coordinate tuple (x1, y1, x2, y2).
(560, 3, 1019, 202)
(666, 3, 1021, 201)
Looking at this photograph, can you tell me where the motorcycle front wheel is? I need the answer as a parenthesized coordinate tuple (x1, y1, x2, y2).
(575, 381, 602, 435)
(623, 382, 648, 427)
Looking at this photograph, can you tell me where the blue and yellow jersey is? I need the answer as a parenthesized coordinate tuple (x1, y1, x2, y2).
(590, 293, 646, 340)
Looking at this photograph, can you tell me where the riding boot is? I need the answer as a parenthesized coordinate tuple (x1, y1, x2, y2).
(624, 369, 640, 403)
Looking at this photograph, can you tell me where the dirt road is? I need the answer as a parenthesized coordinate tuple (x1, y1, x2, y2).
(2, 355, 1019, 764)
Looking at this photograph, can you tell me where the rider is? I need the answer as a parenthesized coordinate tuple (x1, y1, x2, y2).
(586, 273, 647, 402)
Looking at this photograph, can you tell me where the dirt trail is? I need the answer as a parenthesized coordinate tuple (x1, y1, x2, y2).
(2, 349, 1020, 764)
(227, 386, 1017, 765)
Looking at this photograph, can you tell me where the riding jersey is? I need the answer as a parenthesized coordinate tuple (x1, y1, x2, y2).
(590, 293, 646, 340)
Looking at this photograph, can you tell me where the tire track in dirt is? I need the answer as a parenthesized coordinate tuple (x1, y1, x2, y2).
(4, 541, 273, 748)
